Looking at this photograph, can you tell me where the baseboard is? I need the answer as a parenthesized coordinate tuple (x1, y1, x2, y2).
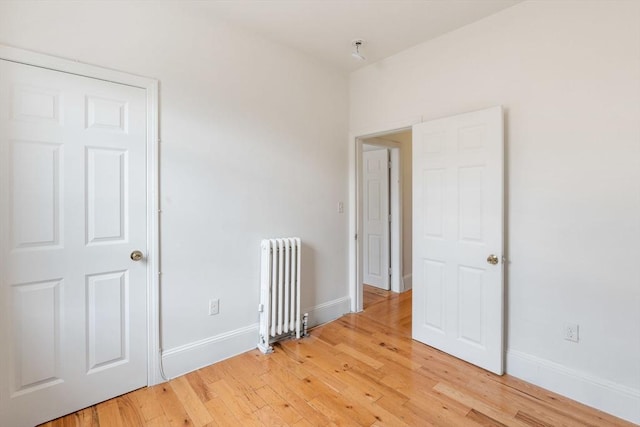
(402, 273, 412, 291)
(304, 296, 351, 328)
(507, 350, 640, 424)
(161, 323, 258, 379)
(160, 296, 351, 379)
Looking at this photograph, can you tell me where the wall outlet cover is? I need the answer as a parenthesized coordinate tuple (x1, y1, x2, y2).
(209, 299, 220, 316)
(564, 323, 579, 343)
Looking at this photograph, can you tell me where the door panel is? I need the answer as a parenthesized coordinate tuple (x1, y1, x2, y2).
(86, 271, 129, 372)
(362, 148, 390, 290)
(11, 141, 63, 249)
(412, 107, 504, 374)
(11, 279, 63, 394)
(86, 147, 128, 244)
(0, 59, 148, 427)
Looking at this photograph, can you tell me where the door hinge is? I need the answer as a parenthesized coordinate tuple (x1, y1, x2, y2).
(388, 214, 392, 223)
(388, 267, 392, 276)
(355, 233, 358, 240)
(388, 161, 392, 169)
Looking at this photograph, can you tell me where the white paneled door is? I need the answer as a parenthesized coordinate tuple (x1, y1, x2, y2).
(0, 60, 148, 427)
(363, 148, 390, 290)
(412, 107, 504, 374)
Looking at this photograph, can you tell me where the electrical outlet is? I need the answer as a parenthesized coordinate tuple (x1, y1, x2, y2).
(564, 323, 579, 342)
(208, 299, 219, 316)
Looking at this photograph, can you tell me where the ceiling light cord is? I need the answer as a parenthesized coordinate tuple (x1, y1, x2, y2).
(351, 39, 366, 61)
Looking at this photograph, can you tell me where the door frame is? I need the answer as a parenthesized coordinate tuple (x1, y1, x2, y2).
(349, 118, 419, 312)
(0, 45, 163, 385)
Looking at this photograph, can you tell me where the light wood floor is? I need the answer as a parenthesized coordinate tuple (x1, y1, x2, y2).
(41, 286, 633, 427)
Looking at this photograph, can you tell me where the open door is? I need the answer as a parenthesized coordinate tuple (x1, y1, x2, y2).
(412, 106, 504, 374)
(362, 148, 390, 290)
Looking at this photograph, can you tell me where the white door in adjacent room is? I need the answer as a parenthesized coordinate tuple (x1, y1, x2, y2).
(363, 147, 390, 290)
(412, 106, 504, 374)
(0, 60, 148, 427)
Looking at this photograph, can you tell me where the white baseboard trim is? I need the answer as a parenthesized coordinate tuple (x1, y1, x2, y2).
(507, 350, 640, 424)
(304, 296, 351, 328)
(159, 296, 352, 380)
(161, 323, 258, 379)
(402, 273, 412, 291)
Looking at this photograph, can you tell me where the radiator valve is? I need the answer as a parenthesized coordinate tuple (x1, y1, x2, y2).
(302, 313, 309, 337)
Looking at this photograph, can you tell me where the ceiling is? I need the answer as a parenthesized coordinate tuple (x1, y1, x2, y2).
(195, 1, 521, 72)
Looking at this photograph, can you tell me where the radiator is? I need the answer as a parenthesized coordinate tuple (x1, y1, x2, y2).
(258, 238, 307, 353)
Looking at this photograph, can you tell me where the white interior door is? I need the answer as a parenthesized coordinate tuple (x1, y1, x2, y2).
(0, 60, 148, 426)
(412, 106, 504, 374)
(363, 147, 390, 290)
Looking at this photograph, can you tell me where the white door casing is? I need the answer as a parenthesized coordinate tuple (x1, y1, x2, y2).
(0, 60, 148, 426)
(412, 106, 504, 374)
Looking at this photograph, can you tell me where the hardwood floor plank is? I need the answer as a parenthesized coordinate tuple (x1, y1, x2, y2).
(277, 342, 351, 394)
(339, 385, 410, 427)
(254, 405, 290, 427)
(255, 385, 304, 425)
(466, 408, 510, 427)
(375, 395, 437, 427)
(464, 376, 601, 427)
(206, 379, 256, 417)
(39, 287, 636, 427)
(185, 371, 216, 403)
(305, 395, 361, 426)
(514, 410, 557, 427)
(268, 345, 315, 383)
(61, 406, 98, 427)
(403, 397, 481, 427)
(259, 370, 335, 426)
(96, 400, 124, 427)
(433, 382, 528, 426)
(363, 284, 391, 308)
(259, 362, 323, 403)
(291, 419, 315, 427)
(203, 396, 241, 426)
(194, 360, 227, 385)
(117, 394, 146, 427)
(214, 362, 267, 413)
(334, 342, 384, 369)
(152, 383, 194, 427)
(145, 415, 172, 427)
(476, 372, 631, 427)
(170, 376, 215, 426)
(130, 384, 166, 422)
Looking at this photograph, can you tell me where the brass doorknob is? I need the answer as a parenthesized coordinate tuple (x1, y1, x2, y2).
(487, 254, 499, 265)
(130, 250, 144, 261)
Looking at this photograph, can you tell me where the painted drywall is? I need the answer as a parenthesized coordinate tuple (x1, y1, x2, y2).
(0, 1, 350, 377)
(350, 0, 640, 423)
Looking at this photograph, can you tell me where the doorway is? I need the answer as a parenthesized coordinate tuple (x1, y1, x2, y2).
(358, 130, 412, 310)
(351, 107, 505, 375)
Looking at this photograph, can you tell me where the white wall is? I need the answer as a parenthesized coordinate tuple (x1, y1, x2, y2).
(350, 1, 640, 423)
(0, 1, 350, 377)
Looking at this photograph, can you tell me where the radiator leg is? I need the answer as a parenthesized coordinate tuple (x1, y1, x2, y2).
(258, 335, 274, 354)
